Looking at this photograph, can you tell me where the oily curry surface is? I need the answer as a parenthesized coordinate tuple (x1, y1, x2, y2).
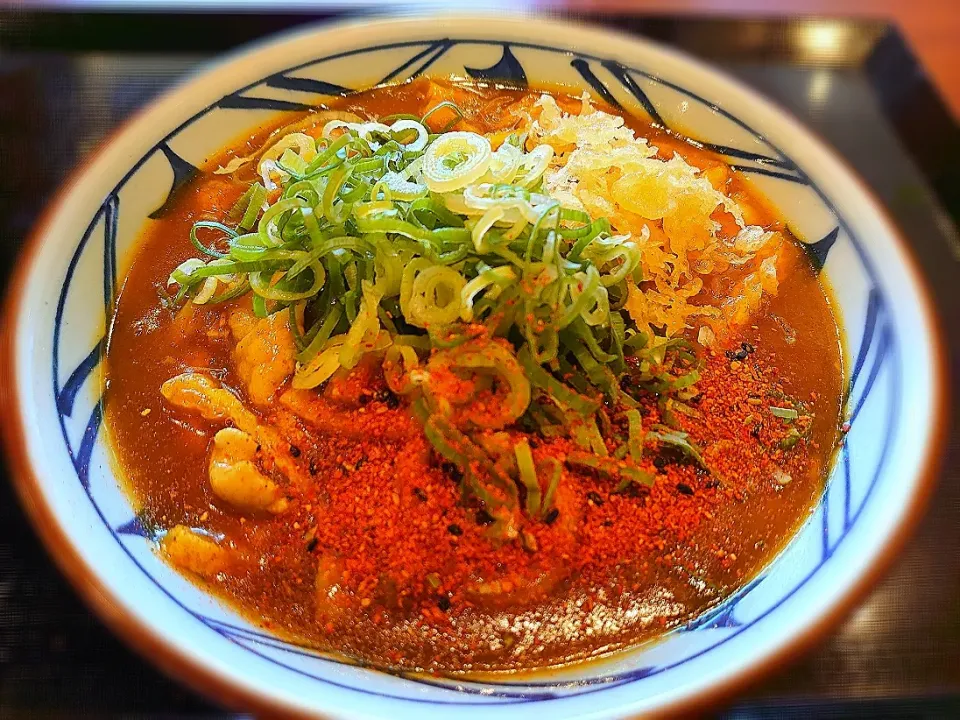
(104, 79, 843, 673)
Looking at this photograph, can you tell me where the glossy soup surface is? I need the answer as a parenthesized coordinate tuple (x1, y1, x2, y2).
(105, 79, 843, 673)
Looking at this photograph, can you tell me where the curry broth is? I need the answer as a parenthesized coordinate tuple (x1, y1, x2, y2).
(104, 79, 843, 673)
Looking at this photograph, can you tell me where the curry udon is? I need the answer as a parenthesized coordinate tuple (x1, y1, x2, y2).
(104, 78, 843, 673)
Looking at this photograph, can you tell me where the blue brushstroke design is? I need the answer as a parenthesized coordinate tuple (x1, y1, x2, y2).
(102, 194, 118, 318)
(208, 614, 627, 698)
(218, 95, 313, 112)
(683, 603, 743, 631)
(849, 287, 880, 394)
(116, 516, 151, 538)
(209, 619, 568, 702)
(465, 44, 527, 86)
(821, 477, 832, 559)
(206, 616, 315, 645)
(729, 163, 809, 184)
(206, 615, 562, 700)
(264, 73, 351, 96)
(698, 141, 796, 170)
(600, 60, 666, 126)
(380, 40, 452, 84)
(53, 198, 104, 408)
(149, 143, 199, 219)
(395, 666, 654, 698)
(74, 402, 103, 491)
(570, 58, 621, 108)
(679, 576, 761, 633)
(56, 339, 103, 417)
(850, 321, 891, 422)
(805, 226, 840, 271)
(842, 443, 852, 530)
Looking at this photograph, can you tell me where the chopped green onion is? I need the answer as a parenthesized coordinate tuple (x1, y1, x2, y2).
(770, 406, 799, 420)
(424, 413, 518, 505)
(780, 427, 802, 450)
(565, 452, 655, 487)
(539, 458, 562, 518)
(514, 439, 540, 516)
(648, 425, 710, 472)
(626, 409, 644, 462)
(421, 101, 465, 133)
(518, 345, 600, 417)
(163, 98, 727, 549)
(189, 221, 235, 258)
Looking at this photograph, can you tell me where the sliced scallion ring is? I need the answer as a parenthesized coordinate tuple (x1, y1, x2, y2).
(380, 171, 427, 201)
(406, 265, 466, 328)
(485, 141, 523, 184)
(422, 131, 492, 193)
(389, 119, 429, 152)
(516, 144, 554, 188)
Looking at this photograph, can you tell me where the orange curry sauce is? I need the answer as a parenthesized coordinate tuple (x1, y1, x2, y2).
(104, 79, 843, 673)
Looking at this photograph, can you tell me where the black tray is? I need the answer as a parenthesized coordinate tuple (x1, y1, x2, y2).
(1, 12, 958, 718)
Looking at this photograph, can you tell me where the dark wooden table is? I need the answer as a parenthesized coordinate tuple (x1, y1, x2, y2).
(0, 12, 958, 718)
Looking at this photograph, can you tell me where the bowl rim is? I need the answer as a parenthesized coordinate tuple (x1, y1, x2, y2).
(0, 13, 949, 719)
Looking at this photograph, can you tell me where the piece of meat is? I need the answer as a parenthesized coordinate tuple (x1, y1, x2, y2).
(208, 428, 287, 513)
(228, 307, 295, 405)
(161, 525, 230, 579)
(162, 373, 308, 497)
(322, 354, 383, 409)
(279, 389, 413, 443)
(227, 305, 260, 343)
(160, 373, 259, 434)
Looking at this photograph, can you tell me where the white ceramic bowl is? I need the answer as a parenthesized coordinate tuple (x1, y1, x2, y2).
(1, 15, 947, 719)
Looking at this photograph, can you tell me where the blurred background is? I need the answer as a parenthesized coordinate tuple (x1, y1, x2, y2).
(1, 1, 958, 717)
